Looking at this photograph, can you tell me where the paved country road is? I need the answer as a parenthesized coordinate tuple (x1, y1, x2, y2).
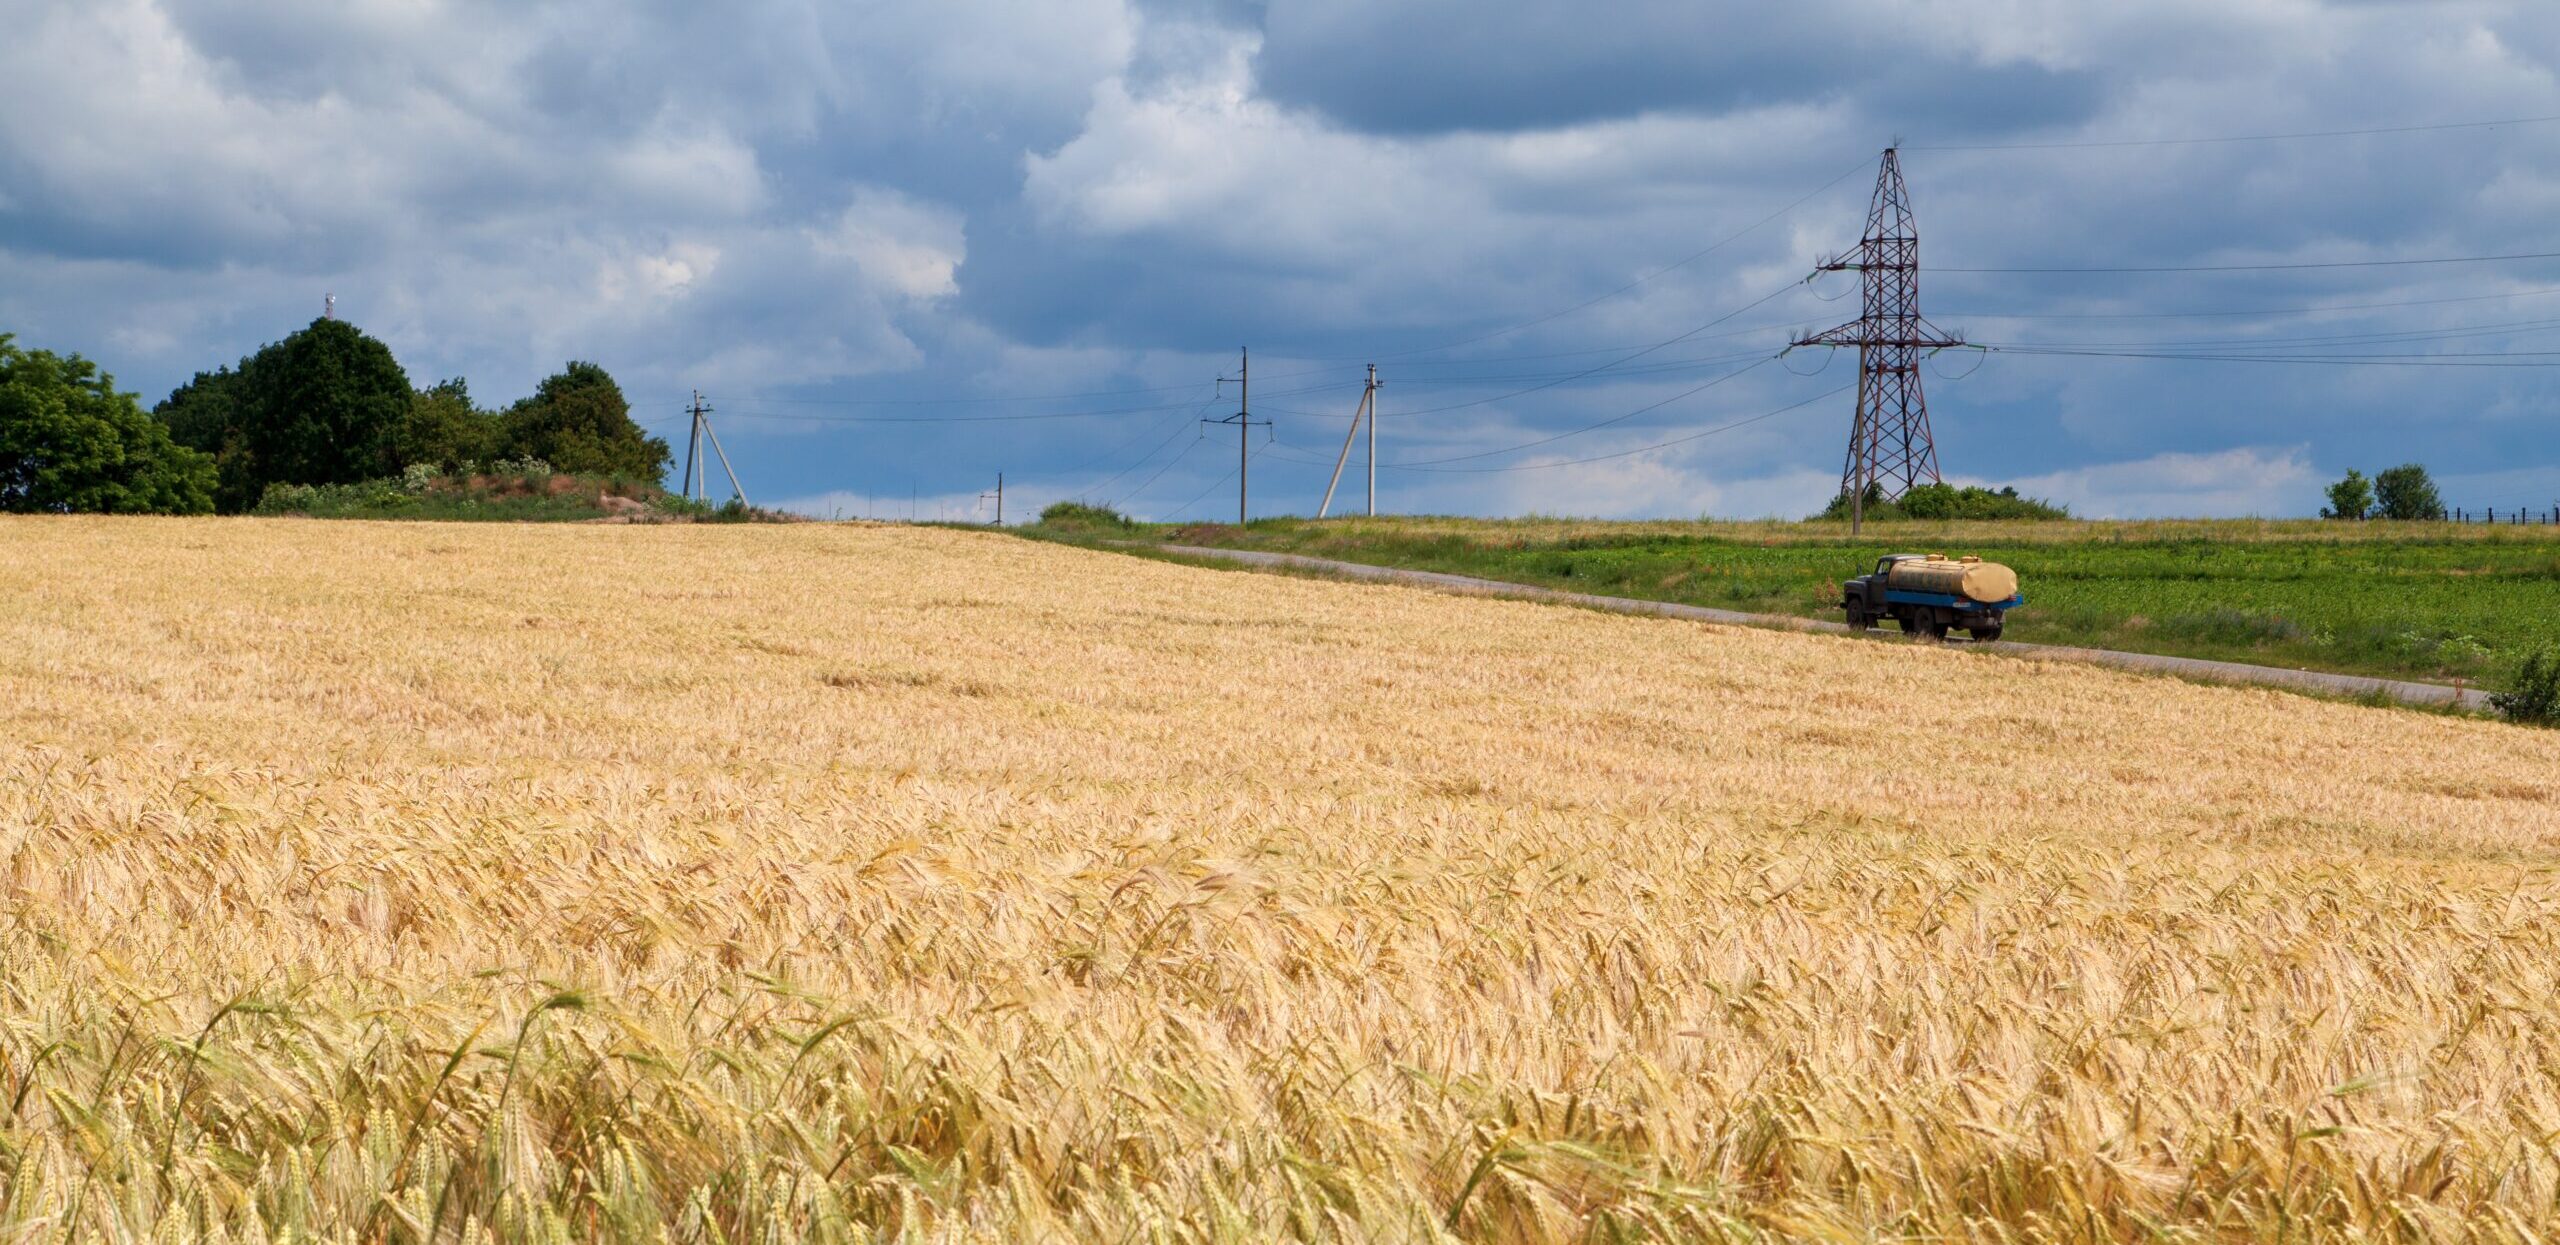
(1154, 544, 2496, 712)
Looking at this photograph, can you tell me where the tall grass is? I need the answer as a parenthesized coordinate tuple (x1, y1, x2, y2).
(4, 517, 2558, 1241)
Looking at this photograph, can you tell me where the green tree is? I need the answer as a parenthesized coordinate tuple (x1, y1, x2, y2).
(154, 365, 256, 507)
(157, 318, 413, 511)
(0, 334, 216, 514)
(2320, 468, 2372, 520)
(501, 362, 669, 478)
(396, 378, 502, 471)
(2372, 462, 2445, 521)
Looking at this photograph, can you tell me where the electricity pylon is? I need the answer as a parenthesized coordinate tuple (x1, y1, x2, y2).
(1791, 148, 1964, 522)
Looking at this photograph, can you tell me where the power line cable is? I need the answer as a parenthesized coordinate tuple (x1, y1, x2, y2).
(1936, 283, 2560, 321)
(1112, 432, 1212, 510)
(1330, 157, 1875, 365)
(1168, 465, 1242, 518)
(1939, 250, 2560, 274)
(710, 381, 1217, 406)
(1376, 281, 1808, 418)
(1385, 355, 1780, 467)
(1389, 383, 1855, 474)
(1908, 113, 2560, 152)
(1055, 404, 1209, 484)
(1984, 314, 2560, 353)
(1982, 345, 2560, 368)
(707, 384, 1352, 424)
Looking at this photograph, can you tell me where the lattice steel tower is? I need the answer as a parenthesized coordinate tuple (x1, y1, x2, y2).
(1792, 148, 1964, 503)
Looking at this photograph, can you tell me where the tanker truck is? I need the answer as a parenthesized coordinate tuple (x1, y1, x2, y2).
(1841, 553, 2024, 641)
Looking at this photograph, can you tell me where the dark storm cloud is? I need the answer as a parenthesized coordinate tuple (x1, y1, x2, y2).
(1252, 1, 2105, 141)
(1, 0, 2556, 520)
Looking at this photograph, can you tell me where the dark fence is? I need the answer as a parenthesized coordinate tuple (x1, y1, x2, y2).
(2447, 506, 2560, 525)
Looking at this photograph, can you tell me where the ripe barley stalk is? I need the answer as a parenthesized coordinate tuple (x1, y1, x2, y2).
(1, 516, 2556, 1241)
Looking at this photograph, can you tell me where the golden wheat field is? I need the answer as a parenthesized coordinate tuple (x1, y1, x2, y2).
(5, 517, 2560, 1243)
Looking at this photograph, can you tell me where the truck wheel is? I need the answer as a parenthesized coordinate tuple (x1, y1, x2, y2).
(1969, 624, 2003, 642)
(1848, 610, 1873, 631)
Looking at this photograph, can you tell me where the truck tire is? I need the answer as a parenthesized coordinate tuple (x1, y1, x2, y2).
(1969, 624, 2003, 642)
(1847, 610, 1873, 631)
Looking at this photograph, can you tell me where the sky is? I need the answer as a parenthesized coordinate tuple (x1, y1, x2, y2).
(3, 0, 2557, 522)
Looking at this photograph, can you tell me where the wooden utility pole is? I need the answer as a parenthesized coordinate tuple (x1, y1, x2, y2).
(980, 472, 1004, 525)
(1206, 348, 1269, 524)
(1318, 365, 1382, 519)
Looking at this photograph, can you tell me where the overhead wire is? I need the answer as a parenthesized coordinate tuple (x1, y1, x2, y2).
(1934, 284, 2560, 321)
(1324, 156, 1875, 365)
(1981, 345, 2560, 368)
(1976, 313, 2560, 353)
(1169, 465, 1242, 519)
(1908, 113, 2560, 152)
(1057, 402, 1212, 486)
(1111, 429, 1213, 510)
(1384, 355, 1782, 467)
(1373, 281, 1810, 418)
(1938, 250, 2560, 275)
(1388, 383, 1856, 474)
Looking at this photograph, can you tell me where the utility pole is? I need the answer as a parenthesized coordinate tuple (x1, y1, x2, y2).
(1367, 362, 1378, 516)
(1319, 365, 1382, 519)
(1207, 348, 1270, 525)
(1790, 147, 1966, 516)
(680, 391, 748, 507)
(979, 472, 1004, 525)
(682, 392, 702, 501)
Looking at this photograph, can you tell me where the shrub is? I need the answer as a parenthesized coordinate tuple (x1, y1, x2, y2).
(486, 455, 554, 482)
(2492, 649, 2560, 727)
(253, 478, 413, 515)
(1038, 501, 1137, 530)
(1813, 483, 2069, 522)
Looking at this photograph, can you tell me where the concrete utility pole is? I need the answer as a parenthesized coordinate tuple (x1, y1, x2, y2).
(1318, 365, 1382, 519)
(1367, 363, 1378, 516)
(681, 391, 747, 507)
(1206, 348, 1270, 525)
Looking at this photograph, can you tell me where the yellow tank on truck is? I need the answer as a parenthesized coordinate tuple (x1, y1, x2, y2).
(1884, 554, 2019, 603)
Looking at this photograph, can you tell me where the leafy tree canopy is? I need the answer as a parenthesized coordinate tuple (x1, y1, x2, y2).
(500, 362, 669, 479)
(2372, 462, 2445, 522)
(397, 378, 503, 472)
(2321, 469, 2373, 520)
(156, 317, 413, 512)
(0, 334, 216, 514)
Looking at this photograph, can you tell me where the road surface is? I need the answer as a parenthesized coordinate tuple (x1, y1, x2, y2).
(1154, 544, 2494, 712)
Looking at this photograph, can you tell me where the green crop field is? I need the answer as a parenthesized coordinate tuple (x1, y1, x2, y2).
(1048, 514, 2560, 690)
